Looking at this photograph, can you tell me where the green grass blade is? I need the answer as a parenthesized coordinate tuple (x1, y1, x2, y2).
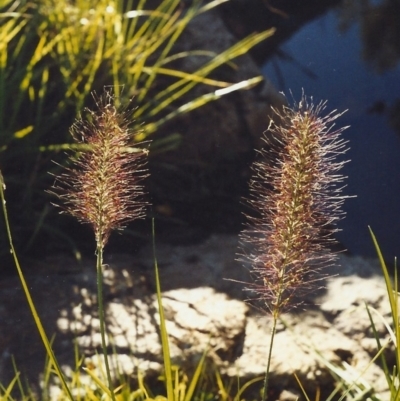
(82, 367, 113, 398)
(365, 303, 394, 392)
(0, 170, 74, 401)
(369, 228, 400, 368)
(232, 376, 264, 401)
(141, 76, 263, 137)
(135, 29, 275, 120)
(141, 66, 231, 87)
(34, 65, 49, 127)
(369, 227, 397, 325)
(183, 349, 207, 401)
(369, 226, 400, 399)
(137, 0, 200, 104)
(293, 373, 312, 401)
(197, 0, 230, 14)
(2, 372, 19, 401)
(152, 218, 174, 400)
(11, 356, 25, 400)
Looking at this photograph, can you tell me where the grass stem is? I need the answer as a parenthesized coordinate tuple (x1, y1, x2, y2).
(96, 242, 116, 401)
(262, 315, 278, 401)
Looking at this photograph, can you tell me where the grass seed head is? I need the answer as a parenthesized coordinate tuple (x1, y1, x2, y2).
(241, 93, 349, 316)
(51, 90, 149, 248)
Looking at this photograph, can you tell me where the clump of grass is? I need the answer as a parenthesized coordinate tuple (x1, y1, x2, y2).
(0, 0, 274, 257)
(240, 93, 350, 400)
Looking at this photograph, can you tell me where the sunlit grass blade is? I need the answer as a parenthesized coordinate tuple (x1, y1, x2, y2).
(0, 171, 74, 401)
(0, 16, 29, 129)
(35, 66, 49, 127)
(369, 227, 400, 350)
(280, 314, 383, 401)
(183, 349, 207, 401)
(152, 219, 174, 400)
(140, 76, 264, 138)
(198, 0, 230, 14)
(0, 18, 28, 44)
(119, 0, 143, 42)
(11, 356, 26, 401)
(2, 0, 274, 154)
(294, 373, 313, 401)
(82, 367, 113, 398)
(369, 227, 400, 400)
(137, 1, 200, 104)
(369, 227, 398, 329)
(137, 369, 151, 400)
(70, 344, 85, 400)
(365, 303, 395, 395)
(159, 50, 225, 66)
(367, 305, 397, 349)
(231, 376, 264, 401)
(1, 372, 19, 401)
(141, 66, 231, 87)
(135, 28, 276, 120)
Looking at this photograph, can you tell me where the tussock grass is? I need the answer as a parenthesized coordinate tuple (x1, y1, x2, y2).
(0, 0, 273, 255)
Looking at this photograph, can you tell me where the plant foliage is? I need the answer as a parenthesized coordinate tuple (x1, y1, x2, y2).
(0, 0, 274, 255)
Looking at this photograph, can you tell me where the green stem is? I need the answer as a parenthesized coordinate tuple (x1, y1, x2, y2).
(96, 242, 116, 401)
(262, 313, 278, 401)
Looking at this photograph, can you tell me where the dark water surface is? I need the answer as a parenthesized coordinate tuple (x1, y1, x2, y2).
(262, 5, 400, 259)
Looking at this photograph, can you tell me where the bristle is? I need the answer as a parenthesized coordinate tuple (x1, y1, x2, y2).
(51, 90, 149, 248)
(241, 94, 349, 316)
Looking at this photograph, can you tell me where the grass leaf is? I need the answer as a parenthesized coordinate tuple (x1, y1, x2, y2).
(152, 219, 174, 400)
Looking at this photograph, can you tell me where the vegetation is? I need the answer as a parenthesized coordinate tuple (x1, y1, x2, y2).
(0, 0, 273, 257)
(239, 95, 349, 400)
(1, 91, 399, 400)
(0, 0, 398, 400)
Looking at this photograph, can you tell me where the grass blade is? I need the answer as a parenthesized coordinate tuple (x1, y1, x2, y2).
(0, 170, 74, 401)
(369, 226, 400, 399)
(152, 218, 174, 400)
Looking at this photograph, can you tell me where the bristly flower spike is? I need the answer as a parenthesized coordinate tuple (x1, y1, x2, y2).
(51, 90, 148, 249)
(241, 93, 350, 318)
(49, 90, 148, 400)
(241, 93, 350, 401)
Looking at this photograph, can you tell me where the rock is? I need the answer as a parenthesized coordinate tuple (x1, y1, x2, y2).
(0, 235, 393, 399)
(279, 389, 302, 401)
(159, 7, 284, 159)
(134, 234, 251, 298)
(147, 5, 285, 235)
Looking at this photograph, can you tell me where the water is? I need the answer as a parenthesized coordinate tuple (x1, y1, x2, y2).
(262, 6, 400, 259)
